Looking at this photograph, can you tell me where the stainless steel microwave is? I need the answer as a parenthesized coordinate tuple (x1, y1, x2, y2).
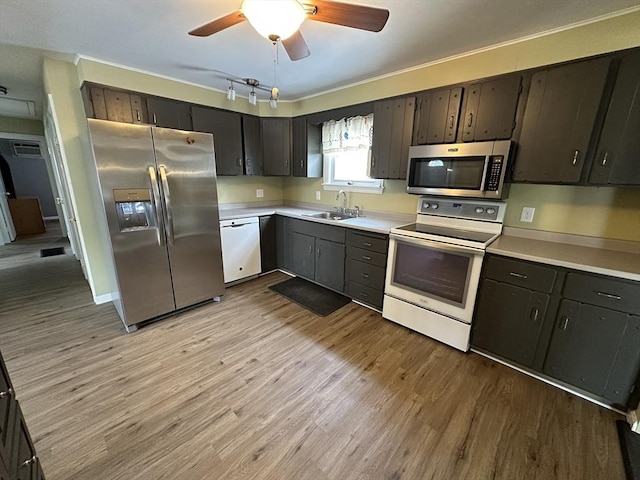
(406, 140, 513, 199)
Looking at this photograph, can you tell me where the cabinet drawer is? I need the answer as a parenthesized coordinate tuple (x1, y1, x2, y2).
(348, 247, 387, 268)
(348, 281, 384, 309)
(484, 256, 557, 293)
(349, 259, 385, 291)
(290, 219, 345, 243)
(563, 272, 640, 315)
(346, 230, 388, 254)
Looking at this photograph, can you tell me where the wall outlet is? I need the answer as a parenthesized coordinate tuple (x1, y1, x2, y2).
(256, 189, 264, 198)
(315, 191, 321, 201)
(520, 206, 535, 223)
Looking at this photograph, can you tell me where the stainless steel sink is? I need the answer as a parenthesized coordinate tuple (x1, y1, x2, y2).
(304, 211, 356, 221)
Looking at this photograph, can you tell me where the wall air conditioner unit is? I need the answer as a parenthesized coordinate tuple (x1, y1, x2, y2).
(11, 141, 42, 157)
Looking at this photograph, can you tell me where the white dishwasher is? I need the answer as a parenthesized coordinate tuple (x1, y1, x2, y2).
(219, 217, 262, 283)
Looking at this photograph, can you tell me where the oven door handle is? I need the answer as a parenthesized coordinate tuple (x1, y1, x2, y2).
(390, 233, 485, 256)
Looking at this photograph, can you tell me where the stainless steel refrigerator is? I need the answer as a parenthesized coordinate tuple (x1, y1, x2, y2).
(87, 118, 225, 332)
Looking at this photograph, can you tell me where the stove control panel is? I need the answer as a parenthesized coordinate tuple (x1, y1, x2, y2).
(418, 197, 506, 222)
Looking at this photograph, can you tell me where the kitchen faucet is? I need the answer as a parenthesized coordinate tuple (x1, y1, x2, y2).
(336, 190, 347, 213)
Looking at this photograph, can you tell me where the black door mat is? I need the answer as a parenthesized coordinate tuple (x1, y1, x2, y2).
(617, 420, 640, 480)
(269, 276, 351, 317)
(40, 247, 65, 258)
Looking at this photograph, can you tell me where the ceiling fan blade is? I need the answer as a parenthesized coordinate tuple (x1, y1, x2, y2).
(188, 11, 246, 37)
(306, 0, 389, 32)
(282, 30, 311, 61)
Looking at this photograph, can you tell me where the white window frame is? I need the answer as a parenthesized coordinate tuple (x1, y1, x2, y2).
(322, 150, 384, 194)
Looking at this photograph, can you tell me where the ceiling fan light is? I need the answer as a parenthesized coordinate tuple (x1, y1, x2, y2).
(241, 0, 305, 40)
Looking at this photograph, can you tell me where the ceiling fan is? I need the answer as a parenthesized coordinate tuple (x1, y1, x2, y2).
(189, 0, 390, 61)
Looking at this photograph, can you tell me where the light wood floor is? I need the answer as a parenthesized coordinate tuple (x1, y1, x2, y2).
(0, 225, 626, 479)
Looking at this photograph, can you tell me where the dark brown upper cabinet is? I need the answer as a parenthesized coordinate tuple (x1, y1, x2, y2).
(413, 87, 462, 145)
(461, 75, 521, 142)
(83, 85, 147, 124)
(588, 50, 640, 186)
(292, 117, 322, 178)
(261, 117, 292, 176)
(370, 97, 415, 179)
(191, 106, 244, 176)
(242, 115, 263, 176)
(146, 97, 192, 131)
(513, 57, 610, 183)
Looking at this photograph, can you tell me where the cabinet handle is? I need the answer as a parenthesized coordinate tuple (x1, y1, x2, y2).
(360, 273, 369, 279)
(362, 242, 372, 247)
(317, 248, 321, 258)
(530, 308, 539, 322)
(596, 291, 621, 300)
(237, 158, 242, 167)
(559, 316, 569, 331)
(467, 112, 473, 127)
(21, 456, 36, 467)
(509, 272, 528, 279)
(572, 150, 580, 165)
(135, 109, 141, 122)
(372, 156, 376, 167)
(360, 292, 369, 298)
(362, 255, 372, 261)
(0, 388, 13, 398)
(152, 113, 157, 125)
(300, 160, 304, 168)
(309, 245, 313, 254)
(601, 152, 609, 166)
(449, 114, 455, 129)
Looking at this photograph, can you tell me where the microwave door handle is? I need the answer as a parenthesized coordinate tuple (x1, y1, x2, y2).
(390, 233, 484, 256)
(148, 167, 165, 247)
(159, 165, 175, 245)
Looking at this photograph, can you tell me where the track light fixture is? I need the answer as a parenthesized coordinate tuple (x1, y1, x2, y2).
(248, 88, 257, 106)
(221, 75, 279, 107)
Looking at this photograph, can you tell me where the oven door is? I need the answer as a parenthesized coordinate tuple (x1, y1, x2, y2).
(385, 234, 484, 322)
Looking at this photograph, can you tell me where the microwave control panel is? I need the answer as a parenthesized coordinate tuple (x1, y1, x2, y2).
(485, 156, 504, 191)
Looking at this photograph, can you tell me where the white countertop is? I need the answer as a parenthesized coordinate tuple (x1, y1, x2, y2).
(488, 232, 640, 282)
(219, 204, 411, 234)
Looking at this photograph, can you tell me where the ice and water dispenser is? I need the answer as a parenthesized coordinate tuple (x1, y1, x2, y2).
(113, 189, 156, 232)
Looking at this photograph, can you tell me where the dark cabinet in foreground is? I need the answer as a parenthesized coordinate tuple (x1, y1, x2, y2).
(472, 254, 640, 408)
(146, 97, 192, 130)
(191, 106, 244, 176)
(262, 117, 292, 176)
(0, 352, 46, 480)
(370, 97, 415, 179)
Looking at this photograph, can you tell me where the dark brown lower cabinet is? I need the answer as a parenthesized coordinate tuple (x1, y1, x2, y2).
(345, 229, 388, 310)
(0, 352, 45, 480)
(259, 216, 277, 273)
(472, 254, 640, 408)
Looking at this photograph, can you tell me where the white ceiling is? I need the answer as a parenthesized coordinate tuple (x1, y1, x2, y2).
(0, 0, 638, 119)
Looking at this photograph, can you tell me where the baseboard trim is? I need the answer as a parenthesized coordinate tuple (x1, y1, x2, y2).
(93, 293, 113, 305)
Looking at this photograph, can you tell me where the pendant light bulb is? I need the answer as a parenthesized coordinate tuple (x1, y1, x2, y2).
(271, 86, 279, 101)
(269, 97, 277, 109)
(249, 89, 257, 106)
(227, 82, 236, 101)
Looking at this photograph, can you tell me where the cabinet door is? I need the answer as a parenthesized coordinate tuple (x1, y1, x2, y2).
(462, 75, 521, 142)
(0, 355, 15, 473)
(104, 89, 134, 123)
(589, 51, 640, 185)
(544, 300, 633, 402)
(371, 97, 415, 179)
(88, 86, 108, 120)
(291, 232, 315, 279)
(192, 106, 243, 176)
(242, 115, 263, 176)
(472, 280, 548, 367)
(129, 94, 147, 124)
(513, 58, 610, 183)
(147, 97, 192, 130)
(292, 117, 322, 178)
(262, 118, 292, 176)
(10, 405, 37, 480)
(370, 100, 392, 178)
(276, 216, 292, 271)
(259, 216, 277, 273)
(315, 238, 345, 292)
(414, 87, 462, 145)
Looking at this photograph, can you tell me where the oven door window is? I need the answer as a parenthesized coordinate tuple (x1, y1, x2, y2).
(390, 239, 474, 307)
(408, 156, 486, 190)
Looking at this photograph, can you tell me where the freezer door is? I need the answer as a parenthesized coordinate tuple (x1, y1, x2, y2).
(152, 127, 225, 308)
(87, 119, 176, 326)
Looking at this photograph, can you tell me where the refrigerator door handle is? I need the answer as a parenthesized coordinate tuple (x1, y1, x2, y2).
(148, 166, 165, 246)
(159, 165, 175, 245)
